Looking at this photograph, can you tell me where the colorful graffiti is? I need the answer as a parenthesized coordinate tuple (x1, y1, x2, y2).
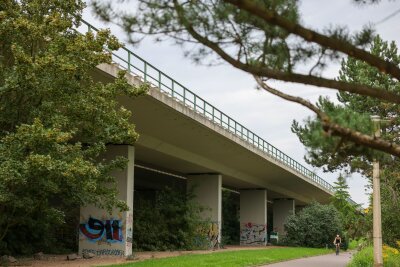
(79, 217, 123, 243)
(125, 213, 133, 253)
(208, 222, 219, 249)
(194, 222, 220, 249)
(240, 222, 266, 245)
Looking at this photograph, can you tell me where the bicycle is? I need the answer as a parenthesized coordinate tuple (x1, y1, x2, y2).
(335, 243, 340, 255)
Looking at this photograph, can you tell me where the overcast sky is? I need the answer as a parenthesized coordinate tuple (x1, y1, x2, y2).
(84, 0, 400, 207)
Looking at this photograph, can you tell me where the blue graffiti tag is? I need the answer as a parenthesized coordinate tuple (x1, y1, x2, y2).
(80, 217, 123, 243)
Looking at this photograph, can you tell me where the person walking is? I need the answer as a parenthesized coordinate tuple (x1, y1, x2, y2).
(333, 234, 342, 255)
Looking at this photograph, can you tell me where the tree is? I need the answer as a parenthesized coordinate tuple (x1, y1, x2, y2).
(93, 0, 400, 156)
(331, 175, 367, 239)
(332, 175, 352, 211)
(293, 36, 400, 246)
(0, 0, 147, 254)
(284, 202, 343, 248)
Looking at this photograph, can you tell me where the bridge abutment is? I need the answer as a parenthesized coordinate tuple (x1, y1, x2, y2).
(78, 145, 135, 257)
(239, 189, 267, 246)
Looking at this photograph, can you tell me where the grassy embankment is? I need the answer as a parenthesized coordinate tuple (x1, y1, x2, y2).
(107, 247, 331, 267)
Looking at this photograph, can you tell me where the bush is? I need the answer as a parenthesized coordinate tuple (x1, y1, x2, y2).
(132, 186, 207, 251)
(283, 202, 343, 248)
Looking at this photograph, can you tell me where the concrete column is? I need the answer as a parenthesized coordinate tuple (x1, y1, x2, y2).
(239, 189, 267, 246)
(273, 199, 295, 236)
(187, 174, 222, 247)
(79, 145, 134, 257)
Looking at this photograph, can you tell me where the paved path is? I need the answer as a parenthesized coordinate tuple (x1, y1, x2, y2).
(262, 251, 353, 267)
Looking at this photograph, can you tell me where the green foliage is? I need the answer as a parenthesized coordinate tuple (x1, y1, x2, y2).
(292, 36, 400, 246)
(292, 36, 399, 173)
(331, 175, 367, 239)
(94, 0, 310, 72)
(348, 238, 367, 250)
(132, 186, 207, 251)
(0, 0, 147, 254)
(348, 246, 374, 267)
(283, 202, 343, 248)
(348, 245, 400, 267)
(221, 189, 240, 245)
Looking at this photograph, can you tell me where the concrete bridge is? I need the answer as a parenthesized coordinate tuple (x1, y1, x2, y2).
(78, 21, 337, 257)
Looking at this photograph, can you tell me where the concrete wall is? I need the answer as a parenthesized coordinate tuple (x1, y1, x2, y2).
(273, 199, 295, 236)
(187, 174, 222, 246)
(240, 190, 267, 245)
(79, 145, 134, 257)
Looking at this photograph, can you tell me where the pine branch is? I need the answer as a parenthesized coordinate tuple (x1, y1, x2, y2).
(171, 1, 400, 104)
(225, 0, 400, 80)
(254, 77, 400, 157)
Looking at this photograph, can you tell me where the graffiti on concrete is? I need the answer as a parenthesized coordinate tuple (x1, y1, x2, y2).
(240, 222, 266, 245)
(207, 222, 219, 249)
(82, 248, 124, 256)
(125, 213, 133, 252)
(126, 213, 133, 243)
(194, 221, 220, 249)
(79, 217, 123, 243)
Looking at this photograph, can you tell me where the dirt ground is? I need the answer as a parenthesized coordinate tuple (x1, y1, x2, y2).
(10, 246, 277, 267)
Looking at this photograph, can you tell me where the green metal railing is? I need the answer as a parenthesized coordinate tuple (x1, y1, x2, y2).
(79, 20, 335, 194)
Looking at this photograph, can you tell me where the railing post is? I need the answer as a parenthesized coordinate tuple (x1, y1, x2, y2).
(158, 71, 162, 89)
(127, 52, 131, 71)
(144, 62, 147, 82)
(172, 81, 175, 99)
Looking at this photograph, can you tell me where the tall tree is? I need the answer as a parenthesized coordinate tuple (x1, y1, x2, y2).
(294, 36, 400, 246)
(331, 175, 367, 239)
(0, 0, 147, 254)
(93, 0, 400, 156)
(332, 175, 352, 212)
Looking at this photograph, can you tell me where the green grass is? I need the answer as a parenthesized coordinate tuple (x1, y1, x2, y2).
(107, 247, 330, 267)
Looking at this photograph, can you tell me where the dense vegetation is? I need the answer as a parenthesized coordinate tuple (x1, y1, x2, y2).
(132, 186, 208, 251)
(0, 0, 147, 254)
(331, 175, 368, 240)
(221, 189, 240, 245)
(283, 202, 344, 248)
(348, 244, 400, 267)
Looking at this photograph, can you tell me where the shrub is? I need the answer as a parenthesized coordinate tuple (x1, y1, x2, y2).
(132, 186, 207, 251)
(283, 202, 343, 248)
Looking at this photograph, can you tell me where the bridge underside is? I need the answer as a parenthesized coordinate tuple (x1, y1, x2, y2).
(94, 64, 332, 204)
